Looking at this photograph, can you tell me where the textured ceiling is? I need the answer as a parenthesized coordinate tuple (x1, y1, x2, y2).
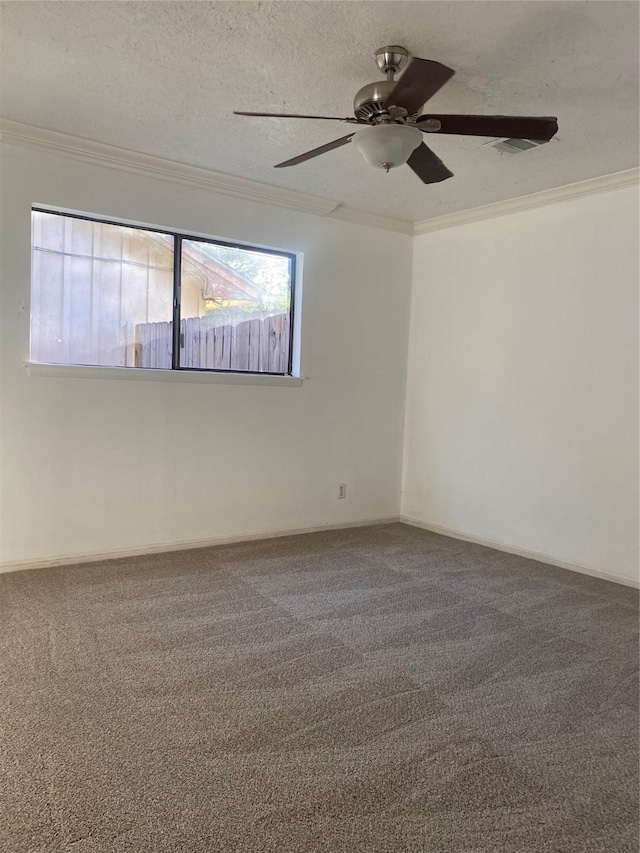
(1, 1, 638, 223)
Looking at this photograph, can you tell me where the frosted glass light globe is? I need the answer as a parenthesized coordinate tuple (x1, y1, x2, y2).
(352, 124, 423, 170)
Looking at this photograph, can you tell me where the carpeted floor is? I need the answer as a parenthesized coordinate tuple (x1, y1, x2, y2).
(1, 523, 638, 853)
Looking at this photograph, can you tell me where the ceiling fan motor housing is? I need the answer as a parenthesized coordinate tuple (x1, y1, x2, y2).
(354, 45, 418, 123)
(354, 80, 421, 122)
(354, 80, 393, 121)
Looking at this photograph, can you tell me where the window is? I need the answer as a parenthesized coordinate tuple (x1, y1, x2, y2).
(30, 209, 296, 375)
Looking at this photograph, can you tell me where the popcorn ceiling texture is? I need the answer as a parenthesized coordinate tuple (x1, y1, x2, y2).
(1, 523, 638, 852)
(0, 1, 638, 222)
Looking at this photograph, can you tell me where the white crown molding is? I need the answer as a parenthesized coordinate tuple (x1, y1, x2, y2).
(3, 118, 635, 237)
(0, 118, 414, 234)
(329, 204, 414, 235)
(0, 117, 342, 219)
(413, 167, 640, 235)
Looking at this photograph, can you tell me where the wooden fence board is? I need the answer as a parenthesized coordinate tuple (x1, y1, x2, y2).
(282, 313, 290, 373)
(267, 314, 281, 372)
(206, 324, 215, 368)
(149, 323, 158, 367)
(232, 322, 250, 371)
(199, 319, 207, 368)
(183, 319, 192, 367)
(213, 325, 224, 369)
(258, 317, 269, 372)
(248, 318, 260, 372)
(137, 312, 290, 373)
(162, 324, 172, 368)
(222, 325, 233, 369)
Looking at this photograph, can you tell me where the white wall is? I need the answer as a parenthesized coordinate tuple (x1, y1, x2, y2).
(402, 186, 639, 583)
(0, 143, 412, 565)
(2, 142, 637, 584)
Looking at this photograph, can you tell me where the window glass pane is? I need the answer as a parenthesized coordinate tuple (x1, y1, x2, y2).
(180, 239, 293, 373)
(30, 211, 174, 368)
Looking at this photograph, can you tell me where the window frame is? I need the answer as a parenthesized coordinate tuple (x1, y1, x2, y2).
(31, 206, 298, 378)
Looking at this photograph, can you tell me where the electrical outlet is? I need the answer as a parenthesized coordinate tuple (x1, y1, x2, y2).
(337, 483, 347, 499)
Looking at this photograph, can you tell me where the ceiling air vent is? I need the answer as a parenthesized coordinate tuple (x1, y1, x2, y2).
(491, 138, 550, 154)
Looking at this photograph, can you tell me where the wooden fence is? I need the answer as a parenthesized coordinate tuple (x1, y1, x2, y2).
(134, 312, 290, 373)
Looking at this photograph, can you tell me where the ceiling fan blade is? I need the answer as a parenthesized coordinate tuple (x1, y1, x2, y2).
(417, 114, 558, 141)
(234, 111, 360, 123)
(384, 58, 455, 114)
(407, 142, 453, 184)
(274, 134, 355, 168)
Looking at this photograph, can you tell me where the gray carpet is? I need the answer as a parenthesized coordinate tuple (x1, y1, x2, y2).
(1, 523, 638, 853)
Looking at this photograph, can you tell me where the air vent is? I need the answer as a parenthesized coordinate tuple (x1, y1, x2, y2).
(491, 138, 550, 154)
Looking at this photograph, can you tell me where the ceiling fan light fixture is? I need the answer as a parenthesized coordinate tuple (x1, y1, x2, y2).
(352, 124, 423, 171)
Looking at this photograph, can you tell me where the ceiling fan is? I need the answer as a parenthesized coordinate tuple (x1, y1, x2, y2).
(234, 45, 558, 184)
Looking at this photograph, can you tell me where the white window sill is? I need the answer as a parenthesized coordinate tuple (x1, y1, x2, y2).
(24, 362, 303, 387)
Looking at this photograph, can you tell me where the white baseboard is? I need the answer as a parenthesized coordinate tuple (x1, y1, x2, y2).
(4, 516, 637, 590)
(0, 516, 401, 574)
(399, 516, 639, 589)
